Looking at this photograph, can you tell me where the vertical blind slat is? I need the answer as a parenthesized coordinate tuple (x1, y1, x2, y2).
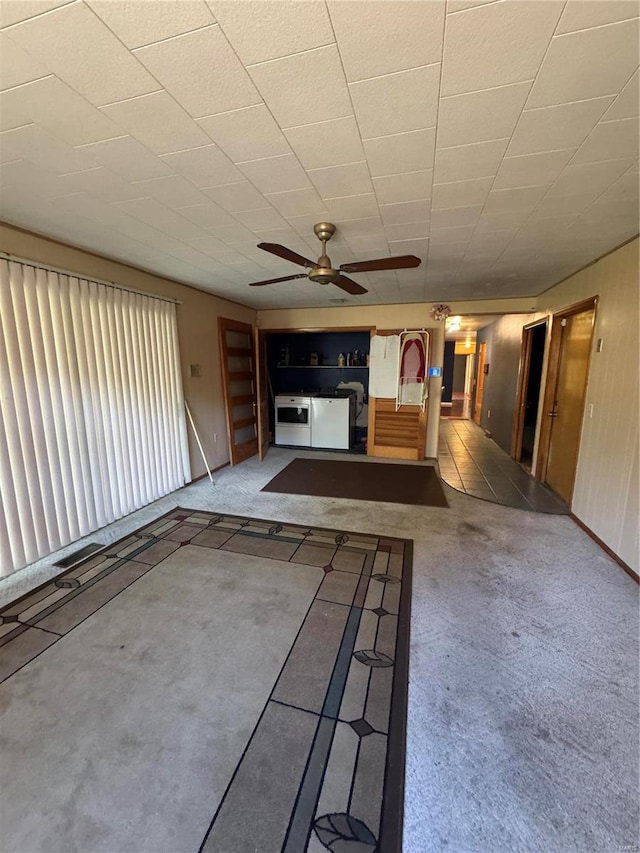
(0, 259, 191, 577)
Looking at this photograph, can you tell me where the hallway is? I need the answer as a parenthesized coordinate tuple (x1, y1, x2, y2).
(438, 419, 568, 514)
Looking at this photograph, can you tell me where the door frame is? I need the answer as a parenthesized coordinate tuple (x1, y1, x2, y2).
(473, 341, 487, 425)
(511, 318, 548, 462)
(218, 317, 258, 466)
(535, 296, 598, 486)
(254, 327, 270, 460)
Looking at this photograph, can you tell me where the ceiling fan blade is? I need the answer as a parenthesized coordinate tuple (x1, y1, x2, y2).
(248, 274, 308, 287)
(340, 255, 421, 273)
(257, 243, 316, 268)
(334, 275, 368, 296)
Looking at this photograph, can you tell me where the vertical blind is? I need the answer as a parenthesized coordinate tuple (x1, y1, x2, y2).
(0, 258, 191, 576)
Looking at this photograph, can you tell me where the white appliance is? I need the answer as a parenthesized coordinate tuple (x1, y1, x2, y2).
(275, 395, 312, 446)
(311, 393, 355, 450)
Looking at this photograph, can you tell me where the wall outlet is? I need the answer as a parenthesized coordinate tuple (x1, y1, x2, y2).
(487, 409, 491, 418)
(213, 433, 217, 443)
(596, 338, 603, 352)
(588, 403, 594, 419)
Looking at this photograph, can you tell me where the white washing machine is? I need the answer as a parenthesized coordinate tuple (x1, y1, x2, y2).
(311, 392, 355, 450)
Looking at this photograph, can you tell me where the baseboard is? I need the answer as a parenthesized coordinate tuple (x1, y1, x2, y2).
(570, 513, 638, 584)
(189, 461, 229, 484)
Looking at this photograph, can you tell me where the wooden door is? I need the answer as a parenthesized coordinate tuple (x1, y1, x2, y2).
(473, 341, 487, 425)
(545, 307, 595, 502)
(218, 318, 258, 465)
(254, 328, 270, 460)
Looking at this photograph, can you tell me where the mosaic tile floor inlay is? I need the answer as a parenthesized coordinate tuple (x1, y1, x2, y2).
(0, 508, 412, 853)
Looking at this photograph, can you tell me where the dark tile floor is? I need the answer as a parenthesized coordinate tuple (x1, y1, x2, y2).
(438, 419, 568, 514)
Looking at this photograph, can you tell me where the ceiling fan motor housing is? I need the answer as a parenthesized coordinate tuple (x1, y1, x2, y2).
(309, 265, 339, 284)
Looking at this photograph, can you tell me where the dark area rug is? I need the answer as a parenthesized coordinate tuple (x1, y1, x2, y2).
(262, 458, 449, 507)
(0, 509, 412, 853)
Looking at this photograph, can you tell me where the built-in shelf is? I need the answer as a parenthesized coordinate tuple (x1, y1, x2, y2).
(276, 365, 368, 369)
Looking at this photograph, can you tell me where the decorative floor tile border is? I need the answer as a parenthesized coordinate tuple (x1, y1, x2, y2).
(0, 508, 413, 853)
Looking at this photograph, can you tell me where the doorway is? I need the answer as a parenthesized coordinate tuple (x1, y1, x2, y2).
(473, 341, 487, 425)
(537, 299, 597, 504)
(512, 321, 547, 469)
(218, 317, 259, 465)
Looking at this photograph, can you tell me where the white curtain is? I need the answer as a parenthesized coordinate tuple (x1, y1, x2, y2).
(0, 259, 191, 576)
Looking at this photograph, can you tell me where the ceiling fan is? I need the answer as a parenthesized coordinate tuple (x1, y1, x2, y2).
(248, 222, 421, 295)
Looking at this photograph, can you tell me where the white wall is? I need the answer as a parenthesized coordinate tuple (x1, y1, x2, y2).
(536, 238, 639, 574)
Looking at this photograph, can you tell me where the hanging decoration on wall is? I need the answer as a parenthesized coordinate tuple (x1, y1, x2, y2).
(430, 304, 451, 321)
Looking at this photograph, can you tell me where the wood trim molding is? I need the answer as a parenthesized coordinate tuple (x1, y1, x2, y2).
(258, 325, 375, 333)
(189, 461, 229, 483)
(570, 513, 639, 584)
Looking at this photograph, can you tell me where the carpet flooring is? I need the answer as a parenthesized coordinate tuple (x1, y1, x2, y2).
(0, 508, 412, 853)
(262, 458, 448, 507)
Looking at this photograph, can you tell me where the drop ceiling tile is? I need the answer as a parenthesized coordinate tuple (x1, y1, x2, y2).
(210, 0, 333, 64)
(387, 237, 430, 259)
(434, 138, 509, 182)
(287, 210, 333, 237)
(493, 148, 576, 190)
(307, 162, 373, 199)
(248, 45, 352, 129)
(431, 176, 493, 209)
(325, 217, 385, 239)
(197, 104, 291, 163)
(380, 199, 432, 225)
(284, 116, 365, 170)
(202, 180, 267, 211)
(345, 234, 391, 255)
(483, 184, 549, 214)
(7, 2, 159, 106)
(101, 91, 211, 155)
(181, 232, 238, 259)
(556, 0, 639, 35)
(0, 123, 98, 173)
(265, 186, 327, 217)
(233, 208, 289, 231)
(130, 174, 211, 209)
(384, 221, 430, 241)
(507, 96, 613, 156)
(430, 205, 483, 228)
(547, 157, 636, 201)
(475, 209, 531, 231)
(0, 0, 71, 28)
(465, 229, 516, 255)
(323, 193, 379, 221)
(159, 144, 243, 187)
(441, 0, 562, 96)
(110, 197, 203, 238)
(373, 170, 433, 204)
(237, 153, 311, 195)
(447, 0, 501, 13)
(0, 75, 123, 144)
(54, 166, 143, 203)
(77, 135, 173, 182)
(603, 70, 640, 120)
(349, 64, 441, 138)
(87, 0, 215, 49)
(527, 19, 640, 109)
(205, 221, 257, 242)
(571, 117, 640, 164)
(134, 26, 260, 119)
(437, 81, 531, 148)
(328, 0, 445, 82)
(363, 128, 436, 178)
(0, 31, 47, 90)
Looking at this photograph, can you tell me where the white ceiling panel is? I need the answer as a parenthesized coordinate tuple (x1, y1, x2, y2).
(87, 0, 215, 50)
(441, 0, 563, 96)
(0, 30, 47, 89)
(437, 81, 531, 147)
(159, 144, 243, 187)
(506, 97, 613, 156)
(434, 138, 509, 182)
(372, 170, 434, 205)
(78, 135, 173, 182)
(134, 26, 261, 119)
(492, 148, 576, 190)
(237, 153, 311, 195)
(210, 0, 333, 65)
(328, 0, 445, 83)
(0, 0, 637, 309)
(0, 75, 123, 143)
(6, 2, 159, 106)
(248, 45, 352, 129)
(101, 90, 212, 155)
(349, 64, 441, 139)
(197, 104, 291, 163)
(527, 19, 640, 109)
(363, 128, 436, 178)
